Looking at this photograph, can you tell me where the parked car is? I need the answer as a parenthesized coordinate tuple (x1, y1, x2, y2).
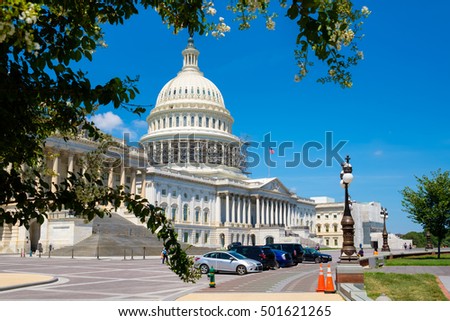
(229, 245, 277, 270)
(265, 243, 304, 264)
(302, 248, 332, 263)
(194, 250, 263, 275)
(272, 249, 295, 268)
(227, 242, 242, 250)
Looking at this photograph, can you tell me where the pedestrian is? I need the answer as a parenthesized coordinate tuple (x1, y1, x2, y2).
(409, 243, 412, 250)
(161, 248, 168, 264)
(404, 242, 407, 250)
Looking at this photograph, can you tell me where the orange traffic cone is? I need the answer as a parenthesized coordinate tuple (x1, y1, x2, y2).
(316, 263, 325, 292)
(324, 264, 336, 293)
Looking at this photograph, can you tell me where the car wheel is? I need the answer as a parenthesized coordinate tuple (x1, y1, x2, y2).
(314, 257, 321, 264)
(236, 265, 247, 275)
(199, 264, 209, 274)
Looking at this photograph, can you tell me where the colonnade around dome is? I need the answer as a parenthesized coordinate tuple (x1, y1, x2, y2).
(144, 139, 244, 169)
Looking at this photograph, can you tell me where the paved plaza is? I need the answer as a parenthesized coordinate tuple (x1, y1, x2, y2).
(1, 249, 449, 301)
(0, 254, 342, 301)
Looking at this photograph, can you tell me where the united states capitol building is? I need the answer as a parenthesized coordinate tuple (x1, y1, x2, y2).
(1, 39, 404, 254)
(135, 37, 317, 248)
(0, 38, 318, 253)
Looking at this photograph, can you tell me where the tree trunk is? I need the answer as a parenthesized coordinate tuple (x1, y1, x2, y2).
(437, 239, 441, 259)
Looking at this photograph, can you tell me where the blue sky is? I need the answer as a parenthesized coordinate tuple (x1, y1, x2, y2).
(81, 1, 450, 234)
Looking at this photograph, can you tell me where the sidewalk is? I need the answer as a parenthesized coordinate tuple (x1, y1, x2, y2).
(0, 273, 57, 291)
(176, 292, 344, 301)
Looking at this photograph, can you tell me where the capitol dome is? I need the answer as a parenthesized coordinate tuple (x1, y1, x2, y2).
(140, 38, 245, 178)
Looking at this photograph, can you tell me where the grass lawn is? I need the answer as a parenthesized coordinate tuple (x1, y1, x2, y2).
(364, 272, 448, 301)
(385, 253, 450, 266)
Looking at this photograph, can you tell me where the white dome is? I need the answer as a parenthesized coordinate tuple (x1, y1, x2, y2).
(152, 37, 229, 116)
(140, 38, 245, 178)
(144, 38, 234, 136)
(156, 71, 226, 110)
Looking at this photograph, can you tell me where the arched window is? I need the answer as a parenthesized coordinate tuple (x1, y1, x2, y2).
(183, 204, 189, 221)
(171, 206, 177, 221)
(203, 209, 209, 223)
(220, 233, 225, 248)
(195, 207, 200, 223)
(265, 236, 274, 245)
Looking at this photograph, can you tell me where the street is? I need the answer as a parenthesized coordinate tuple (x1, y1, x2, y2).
(0, 251, 340, 300)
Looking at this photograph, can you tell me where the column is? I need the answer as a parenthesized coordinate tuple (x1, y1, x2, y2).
(262, 198, 266, 225)
(130, 169, 136, 195)
(221, 144, 225, 165)
(237, 196, 241, 224)
(225, 193, 230, 225)
(120, 167, 126, 207)
(256, 196, 260, 227)
(190, 195, 195, 224)
(108, 167, 114, 188)
(215, 194, 221, 225)
(67, 153, 74, 177)
(187, 140, 190, 164)
(51, 155, 59, 192)
(120, 166, 125, 186)
(140, 171, 146, 198)
(247, 197, 252, 225)
(231, 194, 236, 224)
(177, 193, 182, 222)
(269, 199, 275, 225)
(274, 201, 279, 225)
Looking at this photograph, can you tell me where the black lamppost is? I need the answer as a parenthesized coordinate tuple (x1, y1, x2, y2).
(380, 207, 390, 252)
(339, 155, 358, 262)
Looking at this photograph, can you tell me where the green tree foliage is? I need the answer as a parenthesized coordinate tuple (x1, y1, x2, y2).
(1, 0, 369, 282)
(401, 170, 450, 258)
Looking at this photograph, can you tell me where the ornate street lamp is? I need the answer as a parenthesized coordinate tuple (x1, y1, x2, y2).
(339, 155, 358, 262)
(380, 207, 390, 252)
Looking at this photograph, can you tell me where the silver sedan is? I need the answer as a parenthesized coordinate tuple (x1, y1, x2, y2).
(194, 250, 263, 275)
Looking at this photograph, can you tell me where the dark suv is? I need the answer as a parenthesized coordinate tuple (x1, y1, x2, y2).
(229, 246, 277, 270)
(266, 243, 304, 264)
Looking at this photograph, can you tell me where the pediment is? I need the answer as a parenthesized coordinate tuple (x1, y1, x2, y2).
(259, 178, 292, 196)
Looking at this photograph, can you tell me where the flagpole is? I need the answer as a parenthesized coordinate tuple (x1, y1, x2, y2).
(268, 148, 274, 178)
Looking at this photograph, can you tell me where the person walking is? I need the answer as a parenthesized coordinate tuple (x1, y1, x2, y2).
(161, 248, 168, 264)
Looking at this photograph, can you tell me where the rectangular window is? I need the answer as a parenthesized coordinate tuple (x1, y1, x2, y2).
(183, 232, 189, 243)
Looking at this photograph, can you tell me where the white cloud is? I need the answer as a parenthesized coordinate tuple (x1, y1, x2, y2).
(91, 112, 124, 132)
(89, 112, 148, 142)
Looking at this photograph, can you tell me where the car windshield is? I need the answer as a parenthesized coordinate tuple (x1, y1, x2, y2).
(228, 251, 247, 260)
